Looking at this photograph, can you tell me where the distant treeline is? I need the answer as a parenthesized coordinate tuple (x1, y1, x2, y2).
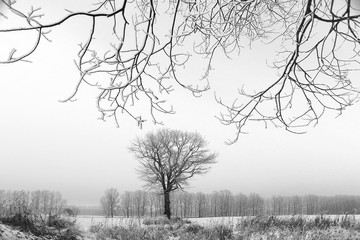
(98, 190, 360, 218)
(2, 189, 359, 218)
(76, 206, 104, 216)
(0, 190, 66, 219)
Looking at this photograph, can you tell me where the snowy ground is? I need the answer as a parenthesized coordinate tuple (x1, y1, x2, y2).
(2, 215, 360, 239)
(75, 215, 143, 231)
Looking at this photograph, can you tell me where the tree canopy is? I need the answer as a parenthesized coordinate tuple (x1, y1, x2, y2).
(1, 0, 359, 142)
(129, 128, 216, 218)
(100, 188, 120, 218)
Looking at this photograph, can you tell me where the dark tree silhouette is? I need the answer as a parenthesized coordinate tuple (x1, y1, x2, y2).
(129, 129, 216, 219)
(0, 1, 359, 142)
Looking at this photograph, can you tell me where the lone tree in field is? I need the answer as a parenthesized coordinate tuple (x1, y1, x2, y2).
(129, 129, 216, 219)
(100, 188, 120, 218)
(1, 1, 360, 141)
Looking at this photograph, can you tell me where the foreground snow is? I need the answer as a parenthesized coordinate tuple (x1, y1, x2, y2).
(75, 215, 143, 231)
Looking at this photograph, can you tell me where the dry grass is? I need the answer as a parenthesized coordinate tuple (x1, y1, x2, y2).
(88, 215, 360, 240)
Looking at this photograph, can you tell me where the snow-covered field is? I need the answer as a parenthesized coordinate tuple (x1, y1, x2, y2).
(75, 215, 143, 231)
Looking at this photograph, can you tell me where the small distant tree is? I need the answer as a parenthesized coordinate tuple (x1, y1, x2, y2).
(195, 192, 206, 218)
(129, 129, 217, 219)
(133, 190, 148, 217)
(63, 206, 80, 217)
(71, 206, 80, 217)
(148, 191, 163, 217)
(218, 190, 233, 217)
(0, 190, 6, 218)
(249, 193, 264, 216)
(100, 188, 120, 218)
(120, 191, 132, 218)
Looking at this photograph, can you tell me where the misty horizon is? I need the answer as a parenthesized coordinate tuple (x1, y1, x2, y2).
(1, 0, 360, 214)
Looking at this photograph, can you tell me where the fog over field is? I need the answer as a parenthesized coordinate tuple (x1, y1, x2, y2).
(0, 0, 360, 208)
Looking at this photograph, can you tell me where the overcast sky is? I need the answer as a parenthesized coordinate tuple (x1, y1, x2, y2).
(1, 1, 360, 206)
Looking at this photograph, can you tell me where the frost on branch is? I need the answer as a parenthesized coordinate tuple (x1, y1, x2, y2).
(0, 0, 359, 143)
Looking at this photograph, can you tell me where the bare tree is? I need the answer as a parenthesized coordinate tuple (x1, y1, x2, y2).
(248, 192, 264, 216)
(129, 128, 216, 219)
(0, 190, 7, 218)
(11, 190, 30, 216)
(149, 191, 164, 217)
(132, 190, 148, 217)
(47, 191, 66, 221)
(218, 190, 233, 216)
(120, 191, 132, 218)
(1, 1, 359, 141)
(147, 192, 157, 217)
(0, 190, 66, 223)
(181, 191, 194, 218)
(100, 188, 120, 218)
(234, 193, 248, 217)
(210, 191, 220, 217)
(195, 192, 206, 218)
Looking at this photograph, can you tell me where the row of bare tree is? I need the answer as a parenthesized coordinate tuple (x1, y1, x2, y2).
(0, 190, 66, 220)
(101, 189, 360, 218)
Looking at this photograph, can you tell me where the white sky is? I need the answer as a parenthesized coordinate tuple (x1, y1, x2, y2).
(0, 1, 360, 206)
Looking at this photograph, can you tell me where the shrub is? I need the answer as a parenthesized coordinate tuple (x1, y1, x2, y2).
(142, 216, 191, 226)
(185, 223, 204, 234)
(143, 215, 170, 225)
(1, 213, 43, 235)
(89, 223, 103, 233)
(214, 224, 233, 240)
(0, 213, 83, 239)
(90, 225, 171, 240)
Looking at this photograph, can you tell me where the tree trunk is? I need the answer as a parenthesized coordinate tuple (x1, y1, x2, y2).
(164, 191, 171, 219)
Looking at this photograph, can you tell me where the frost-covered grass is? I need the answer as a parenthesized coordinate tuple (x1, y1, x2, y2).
(186, 214, 360, 227)
(75, 215, 143, 231)
(0, 214, 83, 240)
(84, 215, 360, 240)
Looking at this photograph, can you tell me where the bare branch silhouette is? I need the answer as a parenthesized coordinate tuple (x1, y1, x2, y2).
(1, 0, 359, 142)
